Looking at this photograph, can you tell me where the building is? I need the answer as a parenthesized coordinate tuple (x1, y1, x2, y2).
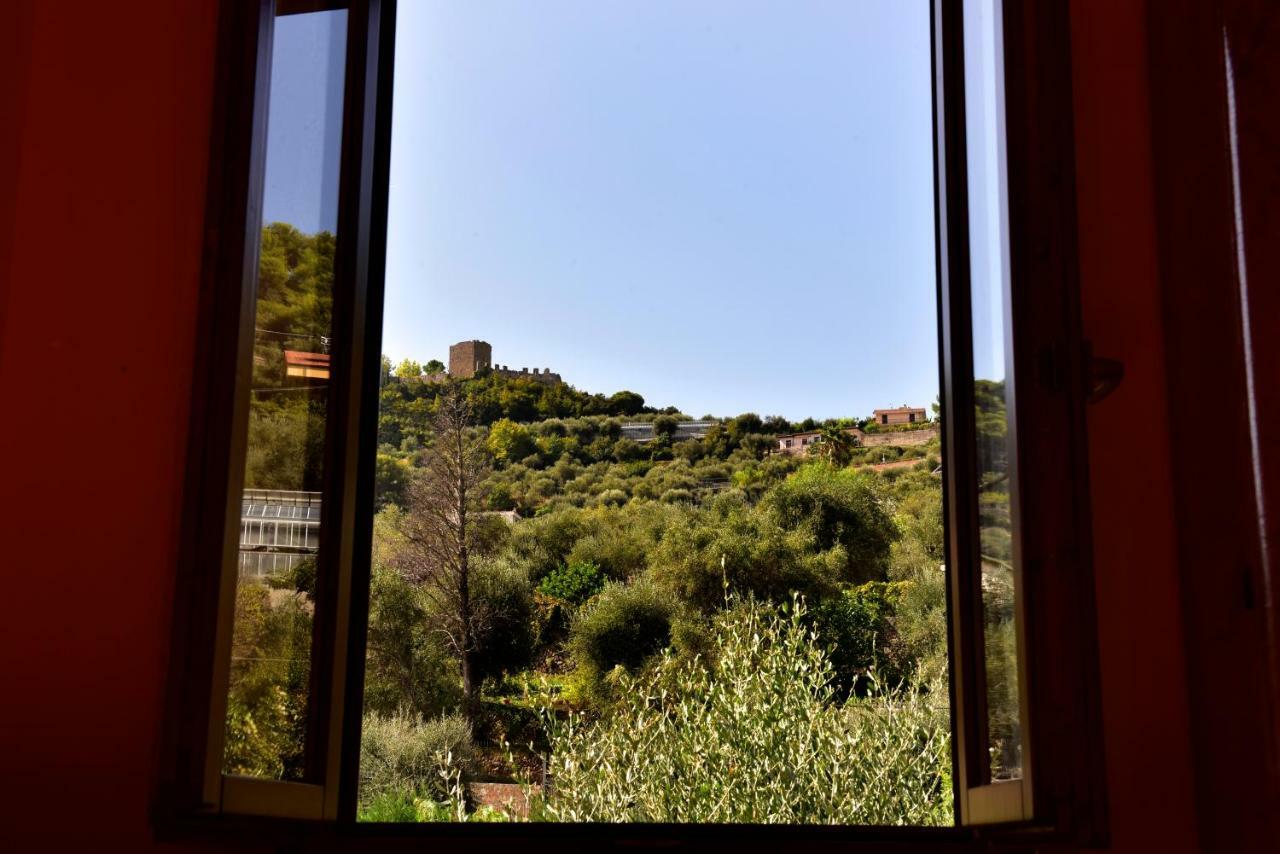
(774, 427, 864, 456)
(447, 339, 563, 385)
(620, 420, 715, 443)
(775, 430, 823, 455)
(873, 405, 928, 426)
(238, 489, 321, 578)
(283, 349, 329, 381)
(491, 364, 563, 386)
(448, 339, 492, 378)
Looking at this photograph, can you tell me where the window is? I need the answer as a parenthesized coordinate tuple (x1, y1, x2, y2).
(161, 0, 1105, 845)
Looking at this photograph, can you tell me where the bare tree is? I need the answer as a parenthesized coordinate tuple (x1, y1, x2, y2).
(391, 386, 491, 718)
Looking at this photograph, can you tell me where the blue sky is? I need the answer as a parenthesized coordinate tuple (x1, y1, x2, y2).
(262, 10, 346, 235)
(267, 2, 941, 422)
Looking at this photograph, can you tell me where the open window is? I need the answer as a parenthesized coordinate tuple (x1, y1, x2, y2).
(159, 0, 1105, 845)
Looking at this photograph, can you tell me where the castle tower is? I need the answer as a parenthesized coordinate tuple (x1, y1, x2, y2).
(448, 340, 492, 378)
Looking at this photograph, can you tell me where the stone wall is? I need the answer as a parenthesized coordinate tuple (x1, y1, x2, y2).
(860, 427, 938, 447)
(493, 365, 563, 385)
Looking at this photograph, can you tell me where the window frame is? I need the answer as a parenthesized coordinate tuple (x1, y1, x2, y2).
(157, 0, 1107, 846)
(935, 0, 1108, 842)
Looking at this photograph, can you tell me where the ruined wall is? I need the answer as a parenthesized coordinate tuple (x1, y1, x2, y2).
(492, 366, 562, 385)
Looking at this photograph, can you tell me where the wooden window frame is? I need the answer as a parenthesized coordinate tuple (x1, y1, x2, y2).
(155, 0, 1108, 847)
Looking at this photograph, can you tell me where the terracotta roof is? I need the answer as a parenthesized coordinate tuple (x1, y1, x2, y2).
(284, 350, 330, 368)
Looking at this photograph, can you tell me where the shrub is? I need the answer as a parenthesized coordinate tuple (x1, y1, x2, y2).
(470, 559, 537, 682)
(538, 560, 605, 605)
(809, 581, 911, 698)
(358, 791, 420, 822)
(504, 508, 588, 582)
(359, 710, 473, 807)
(222, 583, 311, 780)
(647, 495, 844, 611)
(659, 487, 694, 504)
(596, 488, 628, 507)
(363, 562, 463, 720)
(565, 531, 646, 581)
(570, 581, 675, 691)
(541, 598, 952, 825)
(765, 464, 898, 585)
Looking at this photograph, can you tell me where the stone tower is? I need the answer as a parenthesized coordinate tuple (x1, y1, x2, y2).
(448, 340, 492, 378)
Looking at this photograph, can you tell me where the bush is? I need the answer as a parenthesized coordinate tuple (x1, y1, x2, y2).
(570, 581, 675, 691)
(470, 559, 537, 683)
(765, 464, 898, 585)
(538, 560, 605, 605)
(809, 581, 911, 698)
(596, 488, 628, 507)
(660, 487, 694, 504)
(358, 791, 421, 822)
(647, 495, 844, 611)
(541, 598, 952, 825)
(363, 561, 463, 720)
(359, 710, 473, 806)
(222, 582, 311, 780)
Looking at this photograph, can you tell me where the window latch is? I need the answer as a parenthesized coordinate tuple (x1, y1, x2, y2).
(1084, 341, 1124, 404)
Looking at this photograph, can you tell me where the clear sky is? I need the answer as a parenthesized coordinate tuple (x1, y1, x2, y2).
(262, 10, 346, 235)
(269, 2, 941, 422)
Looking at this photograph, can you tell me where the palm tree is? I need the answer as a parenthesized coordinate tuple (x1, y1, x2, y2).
(815, 424, 856, 467)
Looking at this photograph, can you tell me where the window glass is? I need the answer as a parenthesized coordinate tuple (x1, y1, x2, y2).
(223, 8, 348, 782)
(963, 0, 1023, 783)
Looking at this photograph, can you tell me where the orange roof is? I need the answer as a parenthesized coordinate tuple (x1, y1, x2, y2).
(284, 350, 329, 368)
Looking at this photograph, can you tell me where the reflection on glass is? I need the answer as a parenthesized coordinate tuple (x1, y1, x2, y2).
(963, 0, 1021, 782)
(223, 9, 347, 781)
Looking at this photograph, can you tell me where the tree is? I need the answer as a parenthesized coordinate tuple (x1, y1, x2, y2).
(765, 464, 898, 585)
(653, 415, 679, 438)
(374, 453, 409, 509)
(424, 358, 445, 375)
(763, 415, 793, 435)
(815, 424, 857, 467)
(486, 417, 535, 465)
(390, 387, 494, 720)
(395, 358, 423, 379)
(608, 390, 645, 416)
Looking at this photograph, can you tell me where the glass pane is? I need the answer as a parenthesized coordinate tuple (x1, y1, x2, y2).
(359, 1, 953, 825)
(223, 8, 347, 781)
(963, 0, 1022, 783)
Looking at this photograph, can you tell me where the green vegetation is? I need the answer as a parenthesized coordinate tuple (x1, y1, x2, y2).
(226, 223, 951, 823)
(345, 396, 949, 824)
(540, 598, 951, 825)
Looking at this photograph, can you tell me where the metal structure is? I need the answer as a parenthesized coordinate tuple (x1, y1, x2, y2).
(238, 489, 322, 577)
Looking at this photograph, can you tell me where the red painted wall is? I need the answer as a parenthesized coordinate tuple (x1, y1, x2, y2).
(0, 1, 219, 848)
(0, 0, 1201, 848)
(1070, 1, 1199, 851)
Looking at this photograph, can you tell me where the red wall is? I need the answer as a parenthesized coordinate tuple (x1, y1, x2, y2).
(0, 1, 219, 847)
(0, 0, 1200, 848)
(1070, 1, 1200, 851)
